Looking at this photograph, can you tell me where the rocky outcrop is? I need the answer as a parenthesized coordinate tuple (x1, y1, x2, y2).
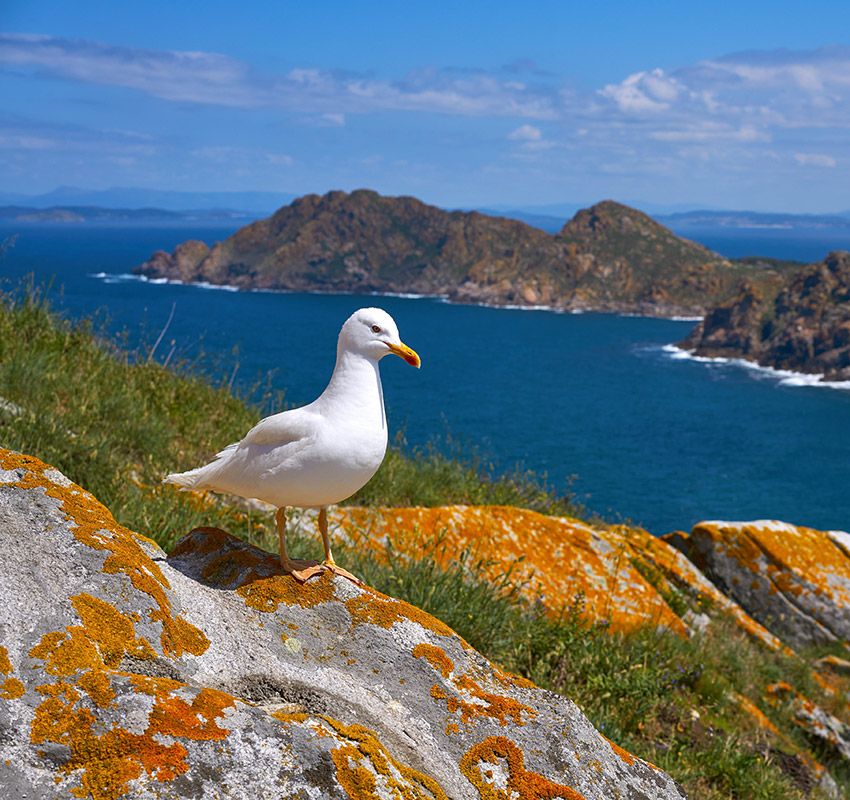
(307, 506, 785, 650)
(667, 520, 850, 649)
(0, 450, 686, 800)
(135, 190, 768, 317)
(681, 251, 850, 381)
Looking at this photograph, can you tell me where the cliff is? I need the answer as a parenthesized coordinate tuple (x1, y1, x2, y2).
(680, 251, 850, 380)
(135, 190, 775, 317)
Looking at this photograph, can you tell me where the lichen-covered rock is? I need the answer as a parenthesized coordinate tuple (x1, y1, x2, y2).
(0, 450, 686, 800)
(310, 506, 782, 649)
(767, 682, 850, 765)
(670, 520, 850, 649)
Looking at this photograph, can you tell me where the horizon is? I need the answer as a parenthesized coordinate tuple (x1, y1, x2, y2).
(2, 2, 850, 213)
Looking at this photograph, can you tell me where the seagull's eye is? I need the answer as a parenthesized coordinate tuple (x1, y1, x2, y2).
(371, 325, 381, 333)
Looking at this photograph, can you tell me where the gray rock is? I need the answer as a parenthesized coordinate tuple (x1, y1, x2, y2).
(0, 449, 686, 799)
(671, 520, 850, 649)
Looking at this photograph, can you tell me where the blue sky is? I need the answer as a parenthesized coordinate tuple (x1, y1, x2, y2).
(2, 1, 849, 211)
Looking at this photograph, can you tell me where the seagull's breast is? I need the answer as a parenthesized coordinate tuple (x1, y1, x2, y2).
(257, 415, 387, 507)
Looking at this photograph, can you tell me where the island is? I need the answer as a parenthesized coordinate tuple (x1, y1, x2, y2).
(135, 189, 789, 317)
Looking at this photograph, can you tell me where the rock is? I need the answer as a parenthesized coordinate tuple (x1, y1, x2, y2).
(307, 506, 784, 649)
(681, 250, 850, 381)
(0, 449, 686, 799)
(766, 682, 850, 764)
(668, 520, 850, 649)
(815, 655, 850, 676)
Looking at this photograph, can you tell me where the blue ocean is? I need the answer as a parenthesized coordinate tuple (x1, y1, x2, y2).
(2, 222, 849, 535)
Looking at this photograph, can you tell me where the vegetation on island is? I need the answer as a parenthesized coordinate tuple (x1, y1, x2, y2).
(1, 283, 847, 799)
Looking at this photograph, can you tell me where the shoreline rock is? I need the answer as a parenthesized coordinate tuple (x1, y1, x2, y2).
(680, 251, 850, 381)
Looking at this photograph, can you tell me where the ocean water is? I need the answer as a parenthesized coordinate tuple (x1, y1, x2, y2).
(1, 223, 849, 535)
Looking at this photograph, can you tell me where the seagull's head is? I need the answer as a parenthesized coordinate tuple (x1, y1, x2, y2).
(339, 307, 421, 368)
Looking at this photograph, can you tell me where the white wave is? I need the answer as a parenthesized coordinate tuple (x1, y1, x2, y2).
(662, 344, 850, 391)
(194, 281, 240, 292)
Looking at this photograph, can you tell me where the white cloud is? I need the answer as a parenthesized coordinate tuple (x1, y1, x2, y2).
(507, 124, 542, 141)
(650, 123, 768, 143)
(794, 152, 837, 167)
(320, 113, 346, 127)
(599, 69, 681, 113)
(0, 34, 556, 119)
(266, 153, 294, 167)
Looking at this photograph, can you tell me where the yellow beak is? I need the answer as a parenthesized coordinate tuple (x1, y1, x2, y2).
(386, 340, 421, 368)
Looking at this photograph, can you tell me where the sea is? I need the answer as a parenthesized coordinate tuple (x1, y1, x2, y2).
(2, 221, 849, 536)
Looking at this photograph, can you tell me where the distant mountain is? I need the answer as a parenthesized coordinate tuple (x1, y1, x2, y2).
(0, 187, 296, 214)
(0, 205, 260, 225)
(680, 250, 850, 381)
(135, 190, 789, 317)
(658, 210, 850, 230)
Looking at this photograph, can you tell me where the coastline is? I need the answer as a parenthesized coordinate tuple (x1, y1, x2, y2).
(102, 271, 705, 321)
(662, 344, 850, 392)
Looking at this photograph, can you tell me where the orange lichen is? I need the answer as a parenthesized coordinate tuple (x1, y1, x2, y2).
(238, 571, 337, 612)
(600, 735, 638, 767)
(416, 642, 535, 728)
(0, 645, 12, 675)
(345, 589, 456, 638)
(28, 593, 162, 710)
(0, 646, 25, 700)
(337, 506, 686, 635)
(690, 521, 850, 636)
(0, 451, 209, 660)
(618, 525, 787, 651)
(732, 693, 781, 737)
(29, 672, 235, 800)
(460, 736, 586, 799)
(412, 643, 454, 678)
(321, 716, 449, 799)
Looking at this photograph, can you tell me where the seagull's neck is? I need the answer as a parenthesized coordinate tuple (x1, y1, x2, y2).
(317, 349, 386, 430)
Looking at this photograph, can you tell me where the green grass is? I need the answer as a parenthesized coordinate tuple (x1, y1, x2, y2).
(1, 281, 846, 799)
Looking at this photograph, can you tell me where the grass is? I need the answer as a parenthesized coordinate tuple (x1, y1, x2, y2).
(1, 281, 847, 799)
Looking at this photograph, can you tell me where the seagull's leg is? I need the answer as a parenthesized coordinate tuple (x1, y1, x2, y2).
(319, 506, 362, 584)
(276, 506, 322, 581)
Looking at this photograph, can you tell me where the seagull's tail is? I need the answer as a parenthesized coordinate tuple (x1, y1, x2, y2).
(163, 443, 238, 491)
(163, 467, 206, 490)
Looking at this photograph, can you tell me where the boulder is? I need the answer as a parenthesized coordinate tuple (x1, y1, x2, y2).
(669, 521, 850, 649)
(0, 449, 686, 800)
(307, 507, 784, 649)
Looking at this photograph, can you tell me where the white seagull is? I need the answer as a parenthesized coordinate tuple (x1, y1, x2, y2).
(164, 307, 420, 583)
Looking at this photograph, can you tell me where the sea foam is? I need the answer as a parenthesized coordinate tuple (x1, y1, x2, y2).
(662, 344, 850, 391)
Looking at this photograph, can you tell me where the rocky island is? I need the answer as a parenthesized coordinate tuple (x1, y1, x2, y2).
(135, 190, 785, 318)
(680, 250, 850, 382)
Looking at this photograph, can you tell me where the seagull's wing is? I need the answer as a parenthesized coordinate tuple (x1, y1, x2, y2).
(240, 407, 315, 448)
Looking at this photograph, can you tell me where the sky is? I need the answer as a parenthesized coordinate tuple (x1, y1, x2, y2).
(1, 1, 850, 212)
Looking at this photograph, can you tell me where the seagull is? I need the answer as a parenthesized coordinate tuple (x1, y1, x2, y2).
(164, 307, 420, 583)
